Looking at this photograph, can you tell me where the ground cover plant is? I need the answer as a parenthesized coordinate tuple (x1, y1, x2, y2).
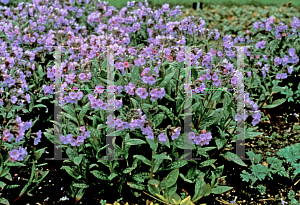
(0, 0, 299, 204)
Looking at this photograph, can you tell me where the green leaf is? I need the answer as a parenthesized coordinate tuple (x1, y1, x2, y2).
(6, 162, 26, 167)
(73, 183, 89, 189)
(107, 130, 123, 137)
(252, 164, 270, 181)
(19, 161, 35, 196)
(211, 186, 233, 194)
(36, 96, 49, 103)
(132, 172, 151, 183)
(202, 183, 212, 197)
(215, 138, 227, 149)
(62, 105, 76, 118)
(246, 151, 262, 164)
(153, 159, 163, 173)
(0, 167, 10, 178)
(146, 137, 158, 152)
(61, 166, 81, 180)
(33, 170, 49, 184)
(153, 114, 165, 128)
(126, 139, 146, 146)
(160, 71, 176, 88)
(165, 160, 187, 170)
(130, 98, 139, 109)
(215, 165, 224, 178)
(180, 196, 192, 205)
(5, 184, 20, 189)
(153, 153, 172, 161)
(167, 183, 177, 196)
(165, 169, 179, 188)
(34, 148, 46, 161)
(75, 188, 85, 203)
(148, 184, 160, 197)
(33, 71, 38, 85)
(62, 112, 78, 123)
(78, 102, 90, 124)
(0, 197, 9, 205)
(33, 104, 47, 108)
(74, 156, 83, 166)
(90, 170, 107, 180)
(133, 155, 152, 166)
(179, 173, 193, 183)
(245, 130, 264, 139)
(38, 64, 45, 78)
(43, 132, 54, 143)
(158, 105, 175, 124)
(220, 151, 247, 167)
(131, 66, 140, 84)
(262, 98, 286, 108)
(127, 182, 146, 190)
(155, 193, 169, 202)
(164, 94, 175, 102)
(199, 159, 216, 169)
(170, 193, 181, 205)
(192, 176, 205, 202)
(0, 181, 6, 191)
(66, 147, 78, 161)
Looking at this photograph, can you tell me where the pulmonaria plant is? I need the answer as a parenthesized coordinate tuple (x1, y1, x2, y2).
(0, 0, 299, 204)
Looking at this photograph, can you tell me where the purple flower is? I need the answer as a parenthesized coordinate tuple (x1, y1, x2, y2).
(217, 51, 224, 58)
(34, 137, 41, 145)
(9, 149, 20, 161)
(69, 138, 77, 146)
(158, 133, 167, 143)
(69, 92, 77, 99)
(194, 135, 206, 146)
(78, 73, 86, 81)
(80, 126, 85, 132)
(76, 91, 83, 99)
(255, 40, 266, 49)
(1, 0, 9, 4)
(65, 73, 76, 84)
(188, 132, 195, 141)
(94, 85, 105, 95)
(107, 99, 115, 111)
(83, 131, 90, 138)
(289, 48, 296, 57)
(212, 73, 218, 81)
(288, 66, 293, 74)
(274, 57, 282, 66)
(115, 99, 122, 109)
(117, 86, 123, 93)
(171, 127, 181, 140)
(107, 85, 116, 93)
(60, 135, 69, 144)
(76, 136, 84, 143)
(136, 87, 148, 99)
(231, 76, 237, 86)
(11, 96, 17, 104)
(36, 130, 42, 138)
(276, 74, 281, 79)
(25, 93, 30, 103)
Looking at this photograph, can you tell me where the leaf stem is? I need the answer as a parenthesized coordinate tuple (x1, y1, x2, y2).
(142, 191, 171, 205)
(196, 90, 214, 129)
(174, 101, 185, 127)
(150, 135, 157, 180)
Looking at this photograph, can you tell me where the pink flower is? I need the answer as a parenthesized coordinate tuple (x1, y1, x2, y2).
(124, 61, 129, 68)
